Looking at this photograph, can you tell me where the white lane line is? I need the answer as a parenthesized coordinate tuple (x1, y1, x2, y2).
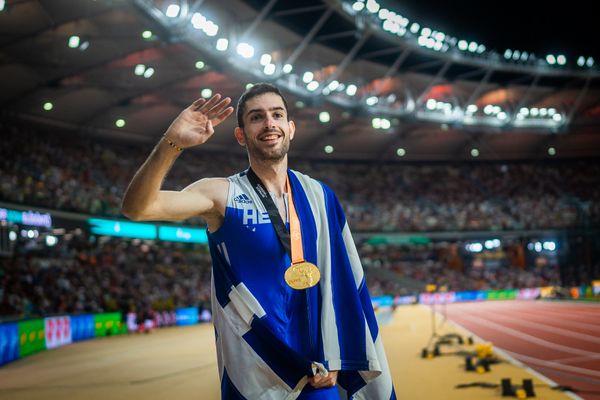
(502, 350, 600, 378)
(553, 354, 600, 364)
(454, 314, 599, 357)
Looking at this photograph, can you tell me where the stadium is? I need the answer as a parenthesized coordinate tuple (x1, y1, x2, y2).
(0, 0, 598, 399)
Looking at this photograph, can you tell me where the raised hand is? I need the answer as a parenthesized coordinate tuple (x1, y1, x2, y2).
(164, 94, 234, 149)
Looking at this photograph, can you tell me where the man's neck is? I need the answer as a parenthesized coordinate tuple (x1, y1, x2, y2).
(249, 157, 288, 197)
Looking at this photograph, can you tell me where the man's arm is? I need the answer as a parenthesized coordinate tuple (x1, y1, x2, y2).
(121, 94, 233, 223)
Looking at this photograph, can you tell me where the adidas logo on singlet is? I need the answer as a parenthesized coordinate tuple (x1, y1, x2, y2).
(234, 193, 253, 204)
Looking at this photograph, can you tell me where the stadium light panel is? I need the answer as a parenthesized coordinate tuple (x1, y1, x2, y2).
(246, 83, 254, 90)
(530, 108, 539, 117)
(577, 56, 585, 66)
(328, 80, 340, 91)
(201, 88, 213, 98)
(195, 60, 205, 69)
(587, 57, 594, 67)
(216, 38, 228, 51)
(282, 64, 293, 73)
(260, 54, 271, 66)
(396, 148, 406, 157)
(468, 42, 477, 52)
(512, 50, 520, 60)
(366, 96, 378, 106)
(306, 81, 319, 91)
(204, 22, 218, 37)
(483, 104, 493, 115)
(68, 35, 80, 48)
(302, 71, 314, 83)
(426, 99, 437, 110)
(143, 67, 155, 78)
(366, 0, 380, 13)
(352, 1, 364, 12)
(504, 49, 512, 59)
(548, 147, 556, 156)
(466, 104, 478, 113)
(43, 102, 53, 111)
(497, 112, 507, 120)
(165, 4, 180, 18)
(477, 44, 486, 54)
(539, 108, 547, 117)
(556, 55, 566, 65)
(134, 64, 146, 76)
(378, 8, 389, 19)
(548, 108, 556, 116)
(346, 84, 357, 96)
(520, 107, 529, 116)
(45, 235, 58, 247)
(435, 32, 445, 41)
(372, 118, 381, 129)
(142, 30, 152, 39)
(115, 119, 125, 128)
(534, 242, 542, 252)
(546, 54, 556, 64)
(380, 118, 391, 129)
(552, 114, 562, 122)
(0, 0, 5, 11)
(236, 43, 254, 59)
(319, 111, 330, 123)
(417, 36, 428, 47)
(458, 40, 468, 51)
(324, 145, 334, 154)
(410, 23, 420, 33)
(421, 27, 432, 37)
(470, 148, 479, 157)
(433, 41, 443, 51)
(263, 64, 275, 75)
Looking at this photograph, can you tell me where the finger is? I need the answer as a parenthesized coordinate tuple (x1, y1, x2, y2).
(206, 120, 214, 136)
(191, 98, 206, 110)
(196, 93, 222, 112)
(211, 107, 234, 126)
(206, 97, 232, 118)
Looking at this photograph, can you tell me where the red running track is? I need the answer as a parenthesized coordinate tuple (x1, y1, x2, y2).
(442, 300, 600, 400)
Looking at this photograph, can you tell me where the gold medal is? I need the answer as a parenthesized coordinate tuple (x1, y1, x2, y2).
(284, 262, 320, 290)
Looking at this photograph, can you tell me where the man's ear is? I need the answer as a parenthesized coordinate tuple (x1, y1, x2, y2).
(288, 120, 296, 141)
(234, 127, 246, 146)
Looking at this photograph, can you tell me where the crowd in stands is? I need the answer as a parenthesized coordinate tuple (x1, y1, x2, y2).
(1, 228, 567, 319)
(1, 122, 599, 232)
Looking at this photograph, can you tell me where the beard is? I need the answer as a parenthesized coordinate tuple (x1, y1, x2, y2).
(245, 131, 290, 162)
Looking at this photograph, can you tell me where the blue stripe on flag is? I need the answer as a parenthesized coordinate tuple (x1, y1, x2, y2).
(359, 278, 379, 342)
(221, 368, 248, 400)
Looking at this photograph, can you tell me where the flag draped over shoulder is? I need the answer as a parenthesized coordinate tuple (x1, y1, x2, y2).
(208, 169, 396, 400)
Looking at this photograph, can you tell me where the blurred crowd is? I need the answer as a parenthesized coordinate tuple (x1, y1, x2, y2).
(1, 122, 599, 232)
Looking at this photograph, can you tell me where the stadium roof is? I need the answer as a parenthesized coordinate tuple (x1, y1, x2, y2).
(1, 0, 598, 161)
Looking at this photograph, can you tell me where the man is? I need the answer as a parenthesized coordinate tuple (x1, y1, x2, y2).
(122, 83, 395, 399)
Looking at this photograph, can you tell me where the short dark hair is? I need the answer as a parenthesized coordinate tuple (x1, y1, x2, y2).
(236, 83, 289, 128)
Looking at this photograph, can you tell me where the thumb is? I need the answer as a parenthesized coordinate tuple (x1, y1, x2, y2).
(206, 120, 214, 135)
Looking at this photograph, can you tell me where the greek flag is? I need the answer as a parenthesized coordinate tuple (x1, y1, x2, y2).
(208, 170, 396, 399)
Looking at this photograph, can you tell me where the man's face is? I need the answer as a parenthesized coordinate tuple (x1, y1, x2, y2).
(236, 92, 295, 162)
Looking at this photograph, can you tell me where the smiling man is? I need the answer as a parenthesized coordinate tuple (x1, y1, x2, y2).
(122, 83, 395, 400)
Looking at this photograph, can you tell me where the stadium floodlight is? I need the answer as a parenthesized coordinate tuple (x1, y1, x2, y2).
(539, 108, 548, 117)
(195, 60, 205, 69)
(366, 0, 380, 13)
(0, 0, 5, 11)
(548, 108, 556, 116)
(142, 30, 152, 39)
(115, 118, 126, 128)
(366, 96, 378, 106)
(512, 50, 520, 60)
(378, 8, 389, 19)
(43, 102, 53, 111)
(396, 148, 406, 157)
(577, 56, 585, 67)
(246, 83, 254, 90)
(466, 104, 478, 113)
(380, 118, 391, 129)
(421, 27, 432, 37)
(484, 240, 494, 249)
(165, 4, 180, 18)
(520, 107, 529, 116)
(410, 23, 420, 34)
(426, 99, 437, 110)
(263, 64, 275, 75)
(516, 114, 525, 120)
(477, 44, 486, 54)
(468, 42, 477, 52)
(328, 80, 340, 91)
(282, 64, 293, 73)
(324, 145, 334, 154)
(45, 235, 58, 247)
(483, 104, 494, 115)
(323, 88, 331, 95)
(352, 1, 364, 12)
(204, 22, 218, 37)
(433, 41, 443, 51)
(302, 71, 314, 83)
(530, 107, 539, 117)
(260, 54, 271, 66)
(556, 55, 566, 65)
(534, 242, 542, 252)
(134, 64, 146, 76)
(372, 118, 381, 129)
(552, 113, 562, 122)
(216, 38, 228, 51)
(306, 81, 319, 91)
(587, 57, 594, 67)
(201, 88, 212, 98)
(521, 51, 528, 61)
(417, 36, 428, 47)
(236, 43, 254, 59)
(191, 13, 206, 29)
(548, 147, 556, 156)
(470, 148, 479, 157)
(346, 84, 358, 96)
(497, 111, 507, 120)
(435, 32, 445, 42)
(543, 241, 556, 251)
(546, 54, 556, 65)
(458, 40, 468, 51)
(68, 35, 80, 48)
(319, 111, 330, 123)
(504, 49, 512, 59)
(143, 67, 155, 78)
